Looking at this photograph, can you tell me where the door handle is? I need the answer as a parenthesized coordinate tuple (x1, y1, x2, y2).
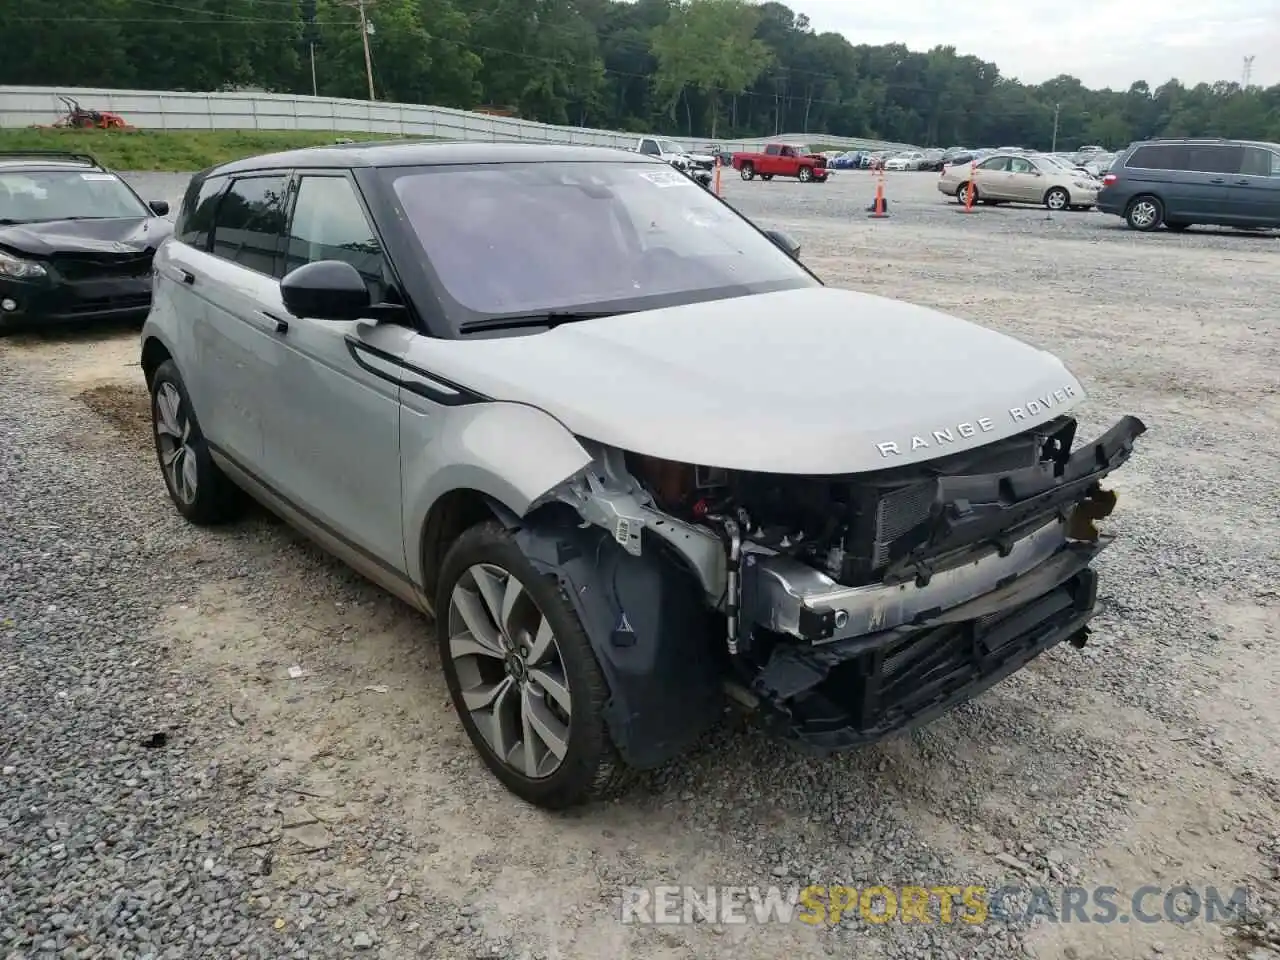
(1234, 178, 1250, 185)
(1209, 177, 1226, 184)
(256, 311, 289, 334)
(179, 269, 195, 285)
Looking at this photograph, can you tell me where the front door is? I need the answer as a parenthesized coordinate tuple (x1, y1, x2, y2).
(258, 171, 409, 575)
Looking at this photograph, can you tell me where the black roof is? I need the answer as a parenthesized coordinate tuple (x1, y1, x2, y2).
(0, 150, 106, 172)
(208, 139, 658, 177)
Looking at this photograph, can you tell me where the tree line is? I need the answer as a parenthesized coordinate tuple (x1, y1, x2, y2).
(3, 0, 1279, 148)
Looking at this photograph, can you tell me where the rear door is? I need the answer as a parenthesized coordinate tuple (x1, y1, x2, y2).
(256, 170, 409, 572)
(1006, 156, 1043, 201)
(1123, 143, 1231, 223)
(181, 172, 291, 470)
(974, 156, 1013, 199)
(1228, 145, 1280, 226)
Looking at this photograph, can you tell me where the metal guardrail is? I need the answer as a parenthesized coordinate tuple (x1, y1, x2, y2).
(0, 86, 915, 154)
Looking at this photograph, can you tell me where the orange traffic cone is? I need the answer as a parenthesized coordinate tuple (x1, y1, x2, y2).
(867, 169, 889, 218)
(957, 159, 979, 213)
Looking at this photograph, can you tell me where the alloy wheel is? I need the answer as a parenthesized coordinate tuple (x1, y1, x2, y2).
(1046, 189, 1068, 210)
(154, 382, 197, 505)
(1130, 200, 1158, 228)
(447, 563, 572, 779)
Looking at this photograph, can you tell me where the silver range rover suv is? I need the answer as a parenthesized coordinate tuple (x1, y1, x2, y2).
(141, 140, 1147, 809)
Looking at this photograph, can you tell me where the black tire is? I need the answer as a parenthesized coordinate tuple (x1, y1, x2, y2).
(149, 359, 246, 525)
(1165, 221, 1190, 232)
(1044, 187, 1070, 211)
(798, 166, 813, 183)
(956, 182, 977, 204)
(739, 162, 755, 181)
(1125, 195, 1164, 231)
(435, 521, 630, 810)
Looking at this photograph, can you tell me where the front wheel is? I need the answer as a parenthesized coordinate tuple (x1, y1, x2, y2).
(1125, 195, 1164, 231)
(798, 166, 813, 183)
(435, 521, 629, 809)
(739, 162, 755, 181)
(149, 359, 246, 525)
(1044, 187, 1070, 211)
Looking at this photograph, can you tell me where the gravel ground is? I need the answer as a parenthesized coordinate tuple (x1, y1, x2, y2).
(1, 168, 1278, 960)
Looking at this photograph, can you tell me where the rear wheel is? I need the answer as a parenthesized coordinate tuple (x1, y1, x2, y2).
(1125, 195, 1163, 231)
(149, 360, 246, 525)
(956, 182, 977, 203)
(739, 162, 755, 181)
(436, 521, 629, 809)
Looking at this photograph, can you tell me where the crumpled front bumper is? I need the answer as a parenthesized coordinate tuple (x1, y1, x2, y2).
(732, 414, 1146, 751)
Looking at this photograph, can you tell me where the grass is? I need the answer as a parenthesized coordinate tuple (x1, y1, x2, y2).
(0, 127, 412, 171)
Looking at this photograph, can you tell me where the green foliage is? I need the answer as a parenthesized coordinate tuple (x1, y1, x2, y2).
(0, 128, 408, 171)
(2, 0, 1278, 146)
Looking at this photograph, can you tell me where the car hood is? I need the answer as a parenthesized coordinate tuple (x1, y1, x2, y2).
(0, 216, 173, 258)
(417, 287, 1087, 475)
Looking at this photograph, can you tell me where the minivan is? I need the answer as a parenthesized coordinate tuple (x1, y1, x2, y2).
(1096, 138, 1280, 232)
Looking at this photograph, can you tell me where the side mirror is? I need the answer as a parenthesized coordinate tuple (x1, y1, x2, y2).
(281, 260, 372, 320)
(765, 229, 801, 260)
(149, 200, 169, 216)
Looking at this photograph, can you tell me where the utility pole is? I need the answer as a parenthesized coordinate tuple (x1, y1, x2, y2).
(1051, 102, 1061, 153)
(1242, 55, 1255, 88)
(301, 0, 319, 97)
(358, 0, 375, 101)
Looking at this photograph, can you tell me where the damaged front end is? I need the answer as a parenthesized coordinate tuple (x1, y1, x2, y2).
(538, 413, 1146, 761)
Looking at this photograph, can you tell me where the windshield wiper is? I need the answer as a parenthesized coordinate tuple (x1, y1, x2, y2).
(458, 310, 621, 333)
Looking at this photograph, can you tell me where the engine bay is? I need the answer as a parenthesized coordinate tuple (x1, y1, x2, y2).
(626, 415, 1080, 587)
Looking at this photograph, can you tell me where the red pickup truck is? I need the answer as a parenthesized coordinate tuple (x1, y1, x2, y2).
(731, 143, 829, 183)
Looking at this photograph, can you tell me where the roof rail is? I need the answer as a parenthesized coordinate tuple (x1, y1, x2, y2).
(0, 149, 102, 168)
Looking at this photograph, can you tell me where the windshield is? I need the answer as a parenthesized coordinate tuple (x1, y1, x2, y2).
(0, 169, 149, 223)
(656, 139, 685, 155)
(385, 161, 816, 324)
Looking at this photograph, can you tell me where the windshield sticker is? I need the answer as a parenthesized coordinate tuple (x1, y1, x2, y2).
(636, 169, 692, 188)
(80, 173, 116, 181)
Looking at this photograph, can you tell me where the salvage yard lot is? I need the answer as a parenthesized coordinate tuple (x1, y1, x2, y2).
(2, 169, 1278, 960)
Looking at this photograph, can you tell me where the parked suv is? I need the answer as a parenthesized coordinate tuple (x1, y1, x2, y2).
(142, 139, 1145, 810)
(0, 150, 172, 330)
(1097, 138, 1280, 231)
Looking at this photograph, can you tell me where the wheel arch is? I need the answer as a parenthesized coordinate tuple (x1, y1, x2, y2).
(140, 335, 173, 388)
(404, 401, 594, 595)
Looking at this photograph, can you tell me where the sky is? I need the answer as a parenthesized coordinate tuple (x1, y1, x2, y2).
(793, 0, 1280, 90)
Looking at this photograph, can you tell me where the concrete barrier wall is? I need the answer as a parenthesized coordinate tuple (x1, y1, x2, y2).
(0, 86, 914, 153)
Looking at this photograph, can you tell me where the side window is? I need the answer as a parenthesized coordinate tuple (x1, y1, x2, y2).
(638, 139, 659, 156)
(285, 176, 386, 302)
(1009, 157, 1035, 174)
(978, 157, 1009, 171)
(1239, 146, 1280, 177)
(176, 175, 227, 249)
(780, 146, 795, 157)
(1186, 145, 1243, 174)
(210, 175, 288, 275)
(764, 144, 781, 156)
(1126, 145, 1185, 170)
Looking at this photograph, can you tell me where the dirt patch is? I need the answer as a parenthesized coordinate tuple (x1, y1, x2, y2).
(76, 382, 152, 445)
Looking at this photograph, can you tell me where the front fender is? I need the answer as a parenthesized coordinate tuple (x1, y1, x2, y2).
(400, 400, 592, 585)
(513, 513, 725, 769)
